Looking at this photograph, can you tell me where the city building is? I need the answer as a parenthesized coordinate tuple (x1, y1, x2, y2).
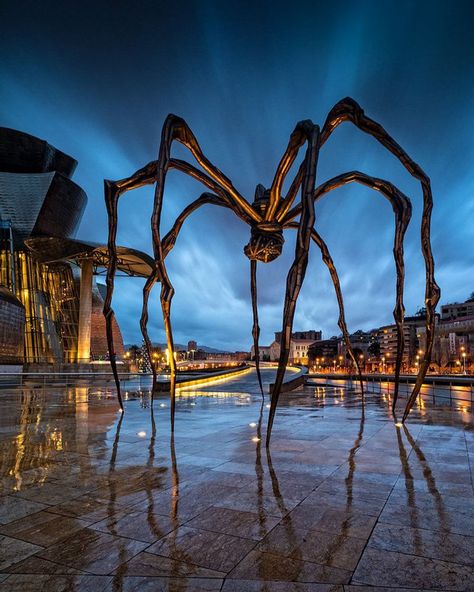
(0, 127, 153, 367)
(441, 296, 474, 321)
(250, 344, 271, 361)
(376, 315, 427, 370)
(253, 330, 323, 365)
(418, 314, 473, 372)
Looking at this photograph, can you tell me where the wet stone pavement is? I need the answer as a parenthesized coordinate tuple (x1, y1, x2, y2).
(0, 368, 473, 591)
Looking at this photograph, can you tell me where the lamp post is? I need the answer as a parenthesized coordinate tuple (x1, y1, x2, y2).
(460, 346, 466, 375)
(382, 356, 386, 374)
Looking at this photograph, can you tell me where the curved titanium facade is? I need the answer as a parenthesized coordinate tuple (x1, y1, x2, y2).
(0, 127, 77, 177)
(0, 172, 87, 245)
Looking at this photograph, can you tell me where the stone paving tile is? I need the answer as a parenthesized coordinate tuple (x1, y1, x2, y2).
(1, 373, 473, 589)
(392, 476, 474, 497)
(0, 535, 42, 571)
(214, 490, 301, 517)
(115, 576, 224, 591)
(257, 523, 367, 571)
(12, 480, 91, 505)
(120, 551, 225, 578)
(90, 509, 176, 543)
(146, 525, 257, 573)
(46, 493, 130, 523)
(352, 546, 474, 591)
(343, 587, 448, 591)
(186, 506, 281, 541)
(227, 549, 352, 583)
(0, 574, 112, 591)
(132, 484, 239, 524)
(181, 469, 256, 490)
(387, 487, 474, 511)
(368, 522, 474, 566)
(378, 497, 474, 536)
(0, 495, 48, 525)
(0, 509, 89, 547)
(285, 504, 378, 539)
(36, 528, 148, 574)
(222, 581, 343, 591)
(304, 489, 388, 516)
(4, 555, 85, 574)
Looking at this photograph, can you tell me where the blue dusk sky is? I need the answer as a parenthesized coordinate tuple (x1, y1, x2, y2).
(1, 0, 473, 350)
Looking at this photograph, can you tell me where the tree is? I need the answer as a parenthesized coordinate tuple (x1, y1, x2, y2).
(308, 345, 324, 362)
(128, 344, 140, 362)
(368, 341, 381, 357)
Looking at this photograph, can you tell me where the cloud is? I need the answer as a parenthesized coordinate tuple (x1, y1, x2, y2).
(1, 0, 473, 349)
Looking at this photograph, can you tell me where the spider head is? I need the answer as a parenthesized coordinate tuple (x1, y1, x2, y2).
(244, 224, 284, 263)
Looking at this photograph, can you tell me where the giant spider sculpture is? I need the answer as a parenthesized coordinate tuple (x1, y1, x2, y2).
(103, 97, 440, 445)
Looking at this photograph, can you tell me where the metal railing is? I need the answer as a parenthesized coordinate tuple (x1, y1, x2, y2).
(305, 373, 474, 406)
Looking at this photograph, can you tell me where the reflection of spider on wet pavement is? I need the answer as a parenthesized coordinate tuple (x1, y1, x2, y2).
(103, 97, 440, 444)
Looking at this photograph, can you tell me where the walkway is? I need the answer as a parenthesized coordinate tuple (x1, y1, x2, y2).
(0, 368, 473, 590)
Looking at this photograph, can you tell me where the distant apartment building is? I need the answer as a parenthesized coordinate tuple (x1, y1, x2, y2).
(307, 337, 339, 359)
(418, 314, 473, 371)
(252, 330, 322, 365)
(250, 344, 271, 361)
(376, 315, 427, 369)
(274, 330, 322, 342)
(337, 330, 373, 359)
(441, 297, 474, 320)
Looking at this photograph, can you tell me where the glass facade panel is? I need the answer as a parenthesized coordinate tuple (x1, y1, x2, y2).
(1, 222, 79, 363)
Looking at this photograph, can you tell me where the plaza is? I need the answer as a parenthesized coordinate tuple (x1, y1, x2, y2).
(0, 368, 473, 591)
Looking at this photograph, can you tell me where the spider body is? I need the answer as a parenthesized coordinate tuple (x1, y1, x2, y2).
(103, 97, 440, 445)
(244, 223, 285, 262)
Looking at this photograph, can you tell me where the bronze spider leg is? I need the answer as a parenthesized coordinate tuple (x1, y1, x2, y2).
(144, 166, 235, 402)
(285, 221, 363, 393)
(149, 115, 262, 430)
(266, 121, 317, 222)
(284, 171, 412, 409)
(266, 122, 320, 446)
(250, 260, 265, 398)
(245, 119, 322, 404)
(320, 98, 440, 421)
(104, 147, 255, 415)
(162, 191, 266, 398)
(104, 161, 159, 409)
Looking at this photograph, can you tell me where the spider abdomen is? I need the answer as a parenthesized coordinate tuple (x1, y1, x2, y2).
(244, 224, 284, 263)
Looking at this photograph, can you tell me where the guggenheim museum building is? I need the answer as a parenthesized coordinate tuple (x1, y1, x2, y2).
(0, 128, 153, 369)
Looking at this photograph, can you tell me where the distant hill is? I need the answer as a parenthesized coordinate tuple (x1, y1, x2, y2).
(124, 342, 228, 353)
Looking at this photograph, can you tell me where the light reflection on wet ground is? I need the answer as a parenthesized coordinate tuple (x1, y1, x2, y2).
(0, 368, 473, 591)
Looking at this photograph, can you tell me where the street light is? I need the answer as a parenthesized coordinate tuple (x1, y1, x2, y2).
(462, 352, 467, 374)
